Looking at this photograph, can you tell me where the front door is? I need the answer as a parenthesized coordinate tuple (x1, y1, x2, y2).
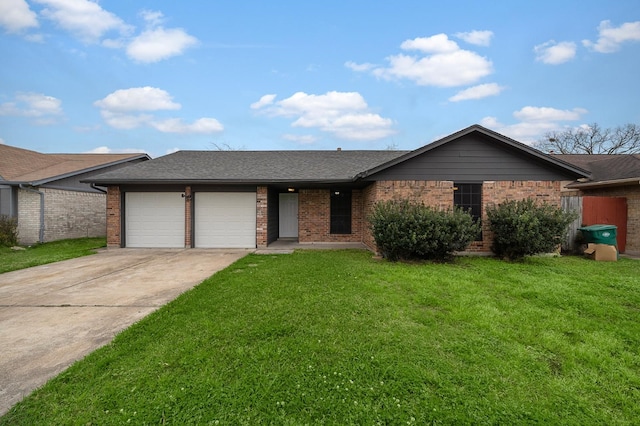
(279, 193, 299, 238)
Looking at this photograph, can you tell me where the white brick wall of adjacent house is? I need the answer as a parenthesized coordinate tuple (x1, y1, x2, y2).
(17, 188, 107, 245)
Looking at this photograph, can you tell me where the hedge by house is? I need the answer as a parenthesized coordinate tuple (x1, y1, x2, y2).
(0, 215, 18, 247)
(369, 200, 480, 261)
(486, 198, 577, 261)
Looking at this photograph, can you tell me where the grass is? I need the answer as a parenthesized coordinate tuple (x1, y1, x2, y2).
(0, 237, 106, 274)
(2, 250, 639, 425)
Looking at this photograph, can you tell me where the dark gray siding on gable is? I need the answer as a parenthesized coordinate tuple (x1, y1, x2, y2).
(367, 134, 576, 181)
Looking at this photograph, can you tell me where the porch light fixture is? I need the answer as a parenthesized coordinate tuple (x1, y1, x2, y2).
(287, 187, 296, 192)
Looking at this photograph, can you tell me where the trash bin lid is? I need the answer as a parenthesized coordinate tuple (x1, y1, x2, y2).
(578, 224, 617, 232)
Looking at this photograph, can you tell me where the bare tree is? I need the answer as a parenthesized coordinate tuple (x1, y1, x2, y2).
(535, 123, 640, 154)
(210, 141, 245, 151)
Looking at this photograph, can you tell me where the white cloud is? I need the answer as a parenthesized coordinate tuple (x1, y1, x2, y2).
(480, 106, 588, 143)
(94, 87, 222, 134)
(252, 91, 395, 141)
(34, 0, 132, 43)
(513, 106, 587, 122)
(126, 27, 198, 63)
(0, 92, 63, 124)
(455, 30, 494, 46)
(400, 34, 459, 53)
(0, 0, 38, 33)
(0, 137, 5, 144)
(583, 20, 640, 53)
(85, 146, 145, 154)
(94, 87, 181, 112)
(449, 83, 504, 102)
(344, 61, 376, 72)
(282, 134, 318, 144)
(534, 40, 576, 64)
(151, 118, 223, 134)
(364, 33, 493, 87)
(250, 94, 277, 109)
(140, 10, 165, 27)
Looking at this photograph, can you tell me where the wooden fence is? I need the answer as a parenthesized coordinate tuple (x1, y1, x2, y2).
(561, 196, 582, 252)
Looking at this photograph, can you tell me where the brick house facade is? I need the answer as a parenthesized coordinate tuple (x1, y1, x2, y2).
(88, 125, 593, 253)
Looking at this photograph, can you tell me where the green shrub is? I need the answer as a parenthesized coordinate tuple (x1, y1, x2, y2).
(0, 215, 18, 247)
(369, 200, 480, 261)
(486, 198, 577, 261)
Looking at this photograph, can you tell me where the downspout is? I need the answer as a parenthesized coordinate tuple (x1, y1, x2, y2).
(19, 184, 45, 243)
(90, 183, 107, 194)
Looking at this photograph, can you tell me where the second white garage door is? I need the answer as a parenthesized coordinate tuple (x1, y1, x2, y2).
(195, 192, 256, 248)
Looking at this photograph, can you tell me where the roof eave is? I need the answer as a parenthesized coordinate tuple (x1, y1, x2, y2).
(82, 177, 358, 186)
(28, 154, 151, 186)
(566, 177, 640, 189)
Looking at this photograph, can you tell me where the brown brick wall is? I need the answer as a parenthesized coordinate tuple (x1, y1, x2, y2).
(106, 186, 121, 247)
(579, 185, 640, 255)
(256, 186, 268, 248)
(298, 188, 363, 243)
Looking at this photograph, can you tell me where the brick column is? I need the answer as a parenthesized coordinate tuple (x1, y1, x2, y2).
(256, 186, 268, 248)
(106, 186, 121, 247)
(184, 186, 192, 248)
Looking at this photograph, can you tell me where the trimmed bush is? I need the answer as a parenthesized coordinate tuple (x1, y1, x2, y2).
(486, 198, 577, 261)
(369, 200, 480, 261)
(0, 215, 18, 247)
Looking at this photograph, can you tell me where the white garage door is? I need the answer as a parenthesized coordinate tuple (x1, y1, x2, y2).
(195, 192, 256, 248)
(125, 192, 185, 248)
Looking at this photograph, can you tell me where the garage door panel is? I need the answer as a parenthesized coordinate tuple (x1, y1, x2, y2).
(125, 192, 185, 248)
(195, 192, 256, 248)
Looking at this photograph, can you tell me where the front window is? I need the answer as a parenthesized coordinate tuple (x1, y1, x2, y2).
(330, 189, 352, 234)
(454, 183, 482, 240)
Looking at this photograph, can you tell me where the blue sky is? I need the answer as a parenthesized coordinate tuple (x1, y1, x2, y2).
(1, 0, 639, 158)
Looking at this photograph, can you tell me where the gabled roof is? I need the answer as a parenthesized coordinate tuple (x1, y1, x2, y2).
(0, 143, 150, 185)
(357, 124, 590, 179)
(85, 150, 408, 185)
(86, 124, 593, 186)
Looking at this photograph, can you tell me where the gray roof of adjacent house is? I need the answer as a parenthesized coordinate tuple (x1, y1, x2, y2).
(84, 150, 409, 185)
(554, 154, 640, 188)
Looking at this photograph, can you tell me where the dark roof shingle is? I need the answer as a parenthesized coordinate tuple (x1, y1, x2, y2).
(86, 150, 409, 184)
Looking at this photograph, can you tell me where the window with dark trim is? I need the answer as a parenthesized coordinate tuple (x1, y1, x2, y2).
(454, 183, 482, 241)
(330, 189, 352, 234)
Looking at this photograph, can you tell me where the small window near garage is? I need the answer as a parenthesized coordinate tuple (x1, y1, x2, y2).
(330, 189, 352, 234)
(454, 183, 482, 241)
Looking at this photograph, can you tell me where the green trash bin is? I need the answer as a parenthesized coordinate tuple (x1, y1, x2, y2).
(578, 224, 617, 246)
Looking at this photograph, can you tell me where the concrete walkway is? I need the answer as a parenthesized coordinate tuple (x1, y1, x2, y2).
(0, 248, 249, 416)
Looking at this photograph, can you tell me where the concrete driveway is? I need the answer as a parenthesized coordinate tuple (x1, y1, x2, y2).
(0, 248, 249, 416)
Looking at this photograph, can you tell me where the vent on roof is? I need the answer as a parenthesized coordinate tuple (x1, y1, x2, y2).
(337, 147, 342, 151)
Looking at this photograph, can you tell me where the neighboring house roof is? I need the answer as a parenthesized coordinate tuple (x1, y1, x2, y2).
(86, 125, 591, 186)
(85, 150, 409, 185)
(553, 154, 640, 188)
(0, 143, 150, 185)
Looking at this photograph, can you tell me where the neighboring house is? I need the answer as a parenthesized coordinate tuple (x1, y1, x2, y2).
(0, 143, 150, 245)
(85, 124, 590, 253)
(553, 154, 640, 255)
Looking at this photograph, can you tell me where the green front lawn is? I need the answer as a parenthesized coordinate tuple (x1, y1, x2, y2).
(2, 251, 639, 424)
(0, 237, 106, 274)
